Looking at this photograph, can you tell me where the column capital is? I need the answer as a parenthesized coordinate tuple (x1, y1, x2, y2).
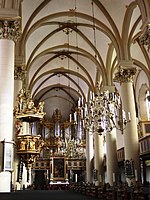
(113, 67, 137, 83)
(139, 22, 150, 52)
(14, 66, 26, 80)
(0, 17, 21, 42)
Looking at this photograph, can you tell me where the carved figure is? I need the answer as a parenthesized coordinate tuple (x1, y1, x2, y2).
(17, 89, 25, 112)
(37, 102, 44, 113)
(27, 98, 34, 110)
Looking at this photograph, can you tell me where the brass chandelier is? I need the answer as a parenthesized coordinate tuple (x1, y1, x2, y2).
(78, 84, 131, 135)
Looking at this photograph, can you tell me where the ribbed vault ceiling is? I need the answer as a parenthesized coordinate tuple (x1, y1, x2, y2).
(17, 0, 149, 122)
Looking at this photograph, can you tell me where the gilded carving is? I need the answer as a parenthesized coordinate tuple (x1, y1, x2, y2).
(16, 135, 44, 169)
(0, 19, 21, 42)
(13, 88, 46, 119)
(14, 66, 26, 80)
(139, 23, 150, 52)
(64, 138, 85, 159)
(113, 67, 137, 83)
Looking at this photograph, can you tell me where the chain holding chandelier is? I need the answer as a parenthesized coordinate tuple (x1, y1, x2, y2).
(78, 83, 131, 134)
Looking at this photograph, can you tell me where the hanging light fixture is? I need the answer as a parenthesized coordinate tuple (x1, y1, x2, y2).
(83, 84, 131, 134)
(80, 1, 131, 135)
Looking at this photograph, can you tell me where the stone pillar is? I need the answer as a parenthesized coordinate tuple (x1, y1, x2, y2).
(94, 133, 104, 185)
(106, 129, 118, 186)
(142, 159, 147, 185)
(114, 66, 140, 185)
(103, 86, 119, 186)
(0, 19, 21, 192)
(86, 129, 94, 183)
(13, 66, 26, 190)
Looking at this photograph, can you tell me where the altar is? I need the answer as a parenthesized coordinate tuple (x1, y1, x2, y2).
(49, 181, 69, 190)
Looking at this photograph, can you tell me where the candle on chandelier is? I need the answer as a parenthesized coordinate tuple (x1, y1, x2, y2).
(90, 91, 92, 100)
(147, 90, 150, 96)
(78, 97, 81, 107)
(128, 112, 131, 121)
(118, 96, 121, 105)
(74, 112, 77, 122)
(82, 96, 84, 105)
(75, 174, 78, 182)
(81, 109, 84, 118)
(93, 92, 95, 100)
(70, 114, 72, 122)
(86, 93, 88, 102)
(123, 110, 126, 119)
(84, 104, 88, 115)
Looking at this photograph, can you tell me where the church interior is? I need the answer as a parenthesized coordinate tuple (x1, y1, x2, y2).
(0, 0, 150, 199)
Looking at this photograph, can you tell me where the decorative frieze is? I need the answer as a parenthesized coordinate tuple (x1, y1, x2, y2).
(0, 19, 21, 42)
(113, 67, 137, 83)
(139, 23, 150, 52)
(16, 135, 44, 169)
(13, 88, 46, 121)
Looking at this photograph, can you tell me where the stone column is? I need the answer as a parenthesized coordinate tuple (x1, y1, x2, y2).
(86, 129, 94, 183)
(114, 66, 140, 185)
(0, 19, 21, 192)
(13, 66, 26, 190)
(106, 129, 118, 186)
(94, 133, 104, 185)
(103, 86, 119, 186)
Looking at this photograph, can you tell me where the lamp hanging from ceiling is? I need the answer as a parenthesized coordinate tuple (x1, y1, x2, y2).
(79, 1, 131, 135)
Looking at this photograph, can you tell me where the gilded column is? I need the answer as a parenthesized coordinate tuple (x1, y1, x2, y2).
(114, 66, 140, 185)
(86, 129, 94, 183)
(0, 19, 21, 192)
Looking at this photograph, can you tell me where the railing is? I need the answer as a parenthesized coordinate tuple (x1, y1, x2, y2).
(116, 134, 150, 161)
(139, 134, 150, 155)
(117, 147, 125, 162)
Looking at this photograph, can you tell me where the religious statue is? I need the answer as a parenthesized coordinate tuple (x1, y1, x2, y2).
(37, 102, 44, 113)
(16, 120, 23, 135)
(15, 88, 27, 113)
(27, 98, 35, 111)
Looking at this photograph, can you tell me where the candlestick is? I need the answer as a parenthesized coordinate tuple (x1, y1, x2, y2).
(78, 97, 81, 107)
(128, 112, 131, 121)
(70, 114, 72, 122)
(75, 174, 78, 182)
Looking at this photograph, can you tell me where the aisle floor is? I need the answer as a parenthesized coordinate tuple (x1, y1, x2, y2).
(0, 190, 99, 200)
